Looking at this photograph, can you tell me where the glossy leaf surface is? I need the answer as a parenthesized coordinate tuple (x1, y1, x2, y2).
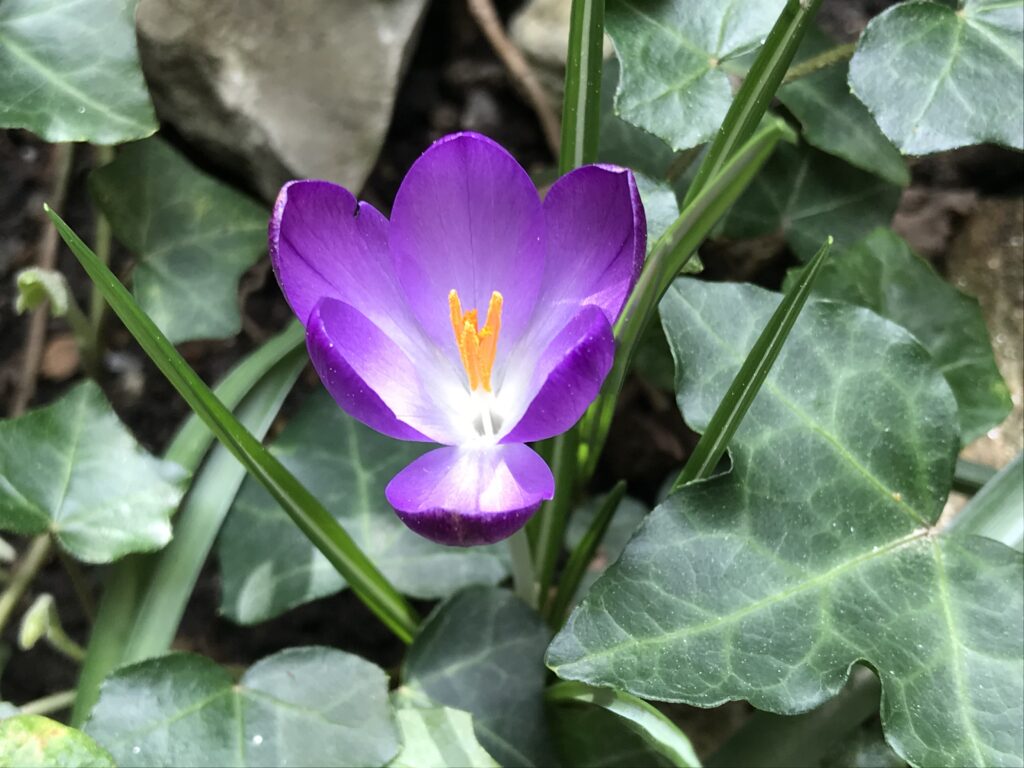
(548, 281, 1024, 768)
(788, 228, 1011, 444)
(389, 707, 498, 768)
(723, 142, 899, 260)
(219, 392, 506, 624)
(0, 715, 114, 768)
(90, 138, 267, 344)
(402, 588, 555, 767)
(0, 0, 156, 143)
(778, 33, 909, 186)
(550, 704, 673, 768)
(0, 381, 186, 563)
(86, 647, 399, 767)
(605, 0, 786, 151)
(849, 0, 1024, 155)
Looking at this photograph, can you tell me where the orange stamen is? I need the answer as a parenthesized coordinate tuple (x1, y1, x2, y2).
(448, 289, 503, 392)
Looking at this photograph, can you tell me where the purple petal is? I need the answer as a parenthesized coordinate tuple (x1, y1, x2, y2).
(539, 164, 645, 326)
(271, 180, 407, 335)
(386, 444, 554, 546)
(307, 297, 463, 444)
(389, 132, 545, 359)
(500, 306, 615, 443)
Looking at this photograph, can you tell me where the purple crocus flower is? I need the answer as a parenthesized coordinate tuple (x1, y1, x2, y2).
(270, 132, 645, 546)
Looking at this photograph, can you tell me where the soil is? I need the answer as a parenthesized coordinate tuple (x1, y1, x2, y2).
(0, 0, 1020, 757)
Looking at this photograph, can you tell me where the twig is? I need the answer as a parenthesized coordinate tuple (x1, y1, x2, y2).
(782, 41, 857, 84)
(9, 143, 76, 417)
(466, 0, 562, 157)
(0, 535, 53, 636)
(18, 689, 76, 717)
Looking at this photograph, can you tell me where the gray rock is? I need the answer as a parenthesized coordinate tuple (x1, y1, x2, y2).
(136, 0, 429, 201)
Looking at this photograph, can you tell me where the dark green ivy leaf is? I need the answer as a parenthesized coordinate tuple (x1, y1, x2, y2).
(548, 281, 1023, 768)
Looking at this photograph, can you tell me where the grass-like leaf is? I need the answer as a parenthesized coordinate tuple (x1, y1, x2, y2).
(45, 206, 420, 644)
(950, 451, 1024, 551)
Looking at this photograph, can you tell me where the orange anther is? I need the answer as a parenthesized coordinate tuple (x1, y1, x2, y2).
(448, 289, 503, 392)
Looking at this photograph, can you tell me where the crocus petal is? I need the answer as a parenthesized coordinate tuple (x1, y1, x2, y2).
(390, 132, 545, 359)
(307, 297, 465, 444)
(386, 444, 554, 546)
(271, 180, 407, 337)
(500, 306, 615, 444)
(536, 163, 645, 329)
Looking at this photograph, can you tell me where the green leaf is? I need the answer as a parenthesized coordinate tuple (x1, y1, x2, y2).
(559, 0, 606, 173)
(548, 281, 1024, 768)
(47, 206, 420, 644)
(90, 138, 267, 344)
(550, 701, 673, 768)
(822, 721, 908, 768)
(218, 392, 507, 624)
(723, 142, 899, 260)
(0, 0, 156, 143)
(86, 647, 399, 767)
(778, 33, 909, 186)
(15, 268, 70, 315)
(787, 228, 1012, 444)
(389, 707, 499, 768)
(605, 0, 786, 151)
(547, 682, 701, 767)
(402, 587, 556, 767)
(0, 381, 186, 563)
(563, 492, 648, 601)
(951, 451, 1024, 551)
(597, 59, 677, 180)
(0, 715, 114, 768)
(848, 0, 1024, 155)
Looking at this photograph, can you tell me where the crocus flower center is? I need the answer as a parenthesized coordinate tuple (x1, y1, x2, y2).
(448, 289, 503, 393)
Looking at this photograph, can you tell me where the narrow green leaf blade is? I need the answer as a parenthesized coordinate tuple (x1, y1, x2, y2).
(402, 588, 556, 767)
(0, 0, 157, 143)
(389, 707, 499, 768)
(219, 392, 507, 624)
(672, 236, 832, 489)
(90, 138, 267, 344)
(550, 702, 673, 768)
(849, 0, 1024, 155)
(46, 207, 419, 643)
(547, 682, 701, 767)
(0, 715, 114, 768)
(0, 381, 186, 563)
(86, 647, 399, 767)
(950, 451, 1024, 551)
(559, 0, 606, 173)
(549, 281, 1024, 767)
(787, 227, 1012, 443)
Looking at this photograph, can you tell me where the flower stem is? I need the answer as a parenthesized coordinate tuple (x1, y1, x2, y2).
(781, 41, 856, 84)
(508, 529, 537, 607)
(19, 690, 77, 717)
(533, 427, 579, 610)
(0, 535, 53, 637)
(558, 0, 606, 174)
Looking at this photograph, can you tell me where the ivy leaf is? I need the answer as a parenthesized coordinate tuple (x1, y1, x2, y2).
(389, 707, 499, 768)
(605, 0, 787, 151)
(722, 142, 900, 260)
(402, 587, 556, 767)
(0, 715, 115, 768)
(786, 228, 1011, 444)
(778, 32, 909, 186)
(86, 647, 399, 767)
(547, 281, 1024, 768)
(565, 494, 649, 600)
(550, 704, 673, 768)
(849, 0, 1024, 155)
(0, 381, 186, 563)
(90, 138, 267, 344)
(0, 0, 156, 143)
(218, 392, 506, 624)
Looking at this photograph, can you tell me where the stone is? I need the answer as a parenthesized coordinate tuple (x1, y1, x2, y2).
(136, 0, 429, 202)
(948, 197, 1024, 469)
